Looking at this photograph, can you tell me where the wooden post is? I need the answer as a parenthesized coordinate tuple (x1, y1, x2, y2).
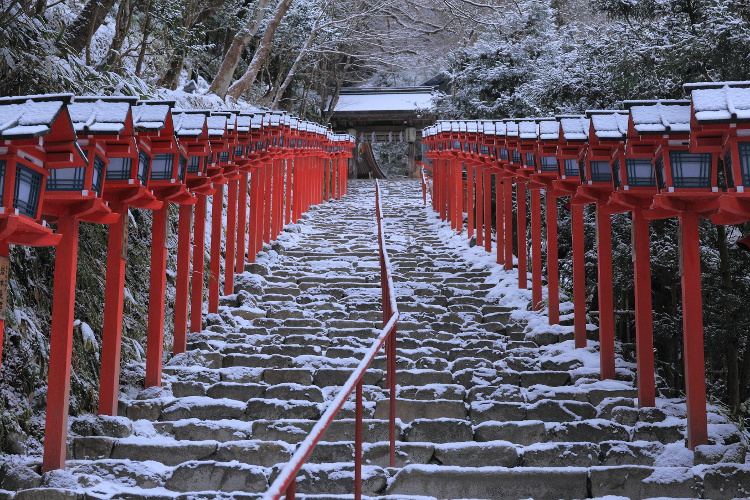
(467, 166, 474, 238)
(173, 203, 193, 355)
(264, 163, 272, 243)
(146, 203, 169, 388)
(531, 187, 543, 310)
(504, 178, 514, 271)
(190, 194, 208, 333)
(236, 173, 248, 275)
(632, 209, 656, 407)
(496, 173, 504, 266)
(546, 190, 559, 325)
(596, 205, 616, 380)
(679, 211, 708, 448)
(43, 215, 80, 472)
(517, 181, 527, 289)
(476, 167, 484, 248)
(224, 178, 237, 296)
(572, 203, 587, 348)
(208, 185, 223, 314)
(484, 169, 492, 253)
(99, 205, 127, 416)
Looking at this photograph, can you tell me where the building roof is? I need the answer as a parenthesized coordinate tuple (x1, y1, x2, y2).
(173, 112, 206, 138)
(586, 110, 629, 140)
(558, 115, 589, 141)
(623, 100, 691, 134)
(133, 101, 174, 132)
(69, 97, 136, 135)
(538, 119, 560, 141)
(0, 94, 73, 140)
(332, 87, 435, 114)
(685, 81, 750, 123)
(518, 120, 538, 140)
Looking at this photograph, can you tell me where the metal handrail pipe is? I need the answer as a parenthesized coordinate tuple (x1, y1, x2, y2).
(262, 179, 399, 500)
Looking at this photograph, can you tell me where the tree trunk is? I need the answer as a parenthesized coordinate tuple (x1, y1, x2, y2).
(135, 6, 151, 76)
(99, 0, 133, 73)
(226, 0, 294, 102)
(322, 76, 342, 126)
(160, 51, 185, 90)
(208, 0, 270, 99)
(65, 0, 118, 54)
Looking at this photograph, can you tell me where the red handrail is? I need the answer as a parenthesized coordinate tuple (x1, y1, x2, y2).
(262, 180, 399, 500)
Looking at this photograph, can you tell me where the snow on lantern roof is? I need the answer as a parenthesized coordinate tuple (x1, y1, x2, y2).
(236, 114, 252, 133)
(212, 111, 236, 131)
(684, 81, 750, 123)
(0, 93, 73, 140)
(482, 121, 496, 135)
(251, 114, 263, 130)
(537, 119, 559, 141)
(269, 114, 281, 127)
(206, 114, 227, 137)
(504, 120, 519, 138)
(467, 121, 478, 133)
(132, 100, 174, 132)
(290, 117, 299, 130)
(557, 115, 589, 141)
(623, 100, 691, 134)
(586, 110, 629, 140)
(172, 112, 206, 138)
(69, 96, 135, 135)
(495, 121, 507, 136)
(332, 88, 435, 114)
(439, 121, 451, 133)
(518, 120, 538, 140)
(458, 121, 467, 133)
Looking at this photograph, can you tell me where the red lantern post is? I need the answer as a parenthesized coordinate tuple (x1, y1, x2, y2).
(134, 101, 196, 389)
(579, 110, 630, 380)
(552, 115, 590, 348)
(42, 97, 120, 472)
(529, 120, 563, 324)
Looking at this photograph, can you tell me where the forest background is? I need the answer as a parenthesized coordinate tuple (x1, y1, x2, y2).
(1, 0, 750, 452)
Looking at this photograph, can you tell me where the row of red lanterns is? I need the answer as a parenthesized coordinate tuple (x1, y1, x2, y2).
(0, 93, 354, 471)
(422, 81, 750, 451)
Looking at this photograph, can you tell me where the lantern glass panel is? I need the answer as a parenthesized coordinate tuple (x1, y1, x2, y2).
(625, 158, 656, 187)
(0, 160, 5, 207)
(539, 156, 557, 172)
(219, 151, 229, 163)
(496, 148, 506, 160)
(525, 153, 535, 167)
(737, 142, 750, 187)
(512, 151, 521, 163)
(563, 158, 579, 177)
(151, 153, 174, 180)
(234, 146, 243, 157)
(438, 142, 444, 151)
(590, 161, 612, 182)
(137, 150, 150, 184)
(290, 138, 296, 148)
(91, 155, 105, 195)
(256, 141, 265, 151)
(187, 156, 202, 174)
(106, 157, 132, 181)
(14, 164, 41, 218)
(47, 166, 85, 191)
(724, 150, 735, 188)
(452, 141, 461, 150)
(178, 155, 187, 181)
(669, 151, 712, 188)
(579, 158, 587, 182)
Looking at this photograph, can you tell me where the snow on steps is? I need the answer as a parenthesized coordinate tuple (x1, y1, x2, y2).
(0, 180, 748, 499)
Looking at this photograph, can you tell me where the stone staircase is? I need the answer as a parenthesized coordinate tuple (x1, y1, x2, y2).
(1, 179, 748, 499)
